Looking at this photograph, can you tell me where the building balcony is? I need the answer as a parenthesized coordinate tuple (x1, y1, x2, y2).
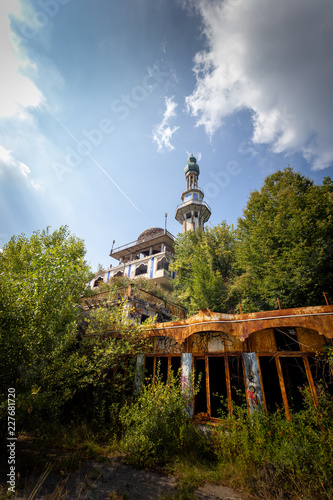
(175, 199, 212, 224)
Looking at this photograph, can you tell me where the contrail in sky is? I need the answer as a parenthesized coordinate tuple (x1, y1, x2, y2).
(41, 99, 142, 214)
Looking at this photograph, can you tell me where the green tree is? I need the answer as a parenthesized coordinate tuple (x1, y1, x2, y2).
(171, 222, 237, 314)
(0, 226, 92, 431)
(0, 227, 151, 435)
(235, 168, 333, 312)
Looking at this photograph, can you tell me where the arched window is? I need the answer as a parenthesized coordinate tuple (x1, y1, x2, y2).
(93, 277, 104, 288)
(135, 263, 148, 276)
(157, 257, 169, 271)
(114, 270, 123, 277)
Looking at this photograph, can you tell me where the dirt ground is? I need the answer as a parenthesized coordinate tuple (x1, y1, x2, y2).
(4, 455, 252, 500)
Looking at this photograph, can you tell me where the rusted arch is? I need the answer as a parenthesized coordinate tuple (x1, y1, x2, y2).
(150, 311, 333, 344)
(240, 316, 332, 341)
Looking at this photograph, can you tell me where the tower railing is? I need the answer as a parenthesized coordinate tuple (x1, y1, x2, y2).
(176, 199, 211, 213)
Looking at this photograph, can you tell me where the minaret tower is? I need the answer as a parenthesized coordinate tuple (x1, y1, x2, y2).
(175, 153, 211, 232)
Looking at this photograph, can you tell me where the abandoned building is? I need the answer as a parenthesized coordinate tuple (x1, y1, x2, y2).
(87, 153, 211, 323)
(137, 305, 333, 420)
(87, 153, 333, 420)
(90, 226, 175, 291)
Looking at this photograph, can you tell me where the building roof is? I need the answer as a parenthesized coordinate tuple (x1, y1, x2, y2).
(137, 227, 164, 241)
(110, 229, 175, 260)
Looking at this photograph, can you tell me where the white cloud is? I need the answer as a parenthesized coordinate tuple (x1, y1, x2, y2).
(0, 145, 29, 176)
(0, 1, 42, 118)
(186, 0, 333, 170)
(152, 96, 180, 152)
(186, 150, 202, 162)
(0, 145, 41, 190)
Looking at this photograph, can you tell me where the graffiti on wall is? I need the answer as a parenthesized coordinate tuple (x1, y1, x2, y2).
(154, 336, 182, 354)
(191, 331, 234, 352)
(243, 353, 264, 412)
(247, 364, 259, 406)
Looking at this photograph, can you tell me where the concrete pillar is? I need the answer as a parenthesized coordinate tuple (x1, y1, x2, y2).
(243, 353, 264, 412)
(182, 353, 193, 418)
(134, 354, 145, 395)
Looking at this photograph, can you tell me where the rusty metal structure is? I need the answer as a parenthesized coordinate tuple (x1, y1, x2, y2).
(139, 305, 333, 419)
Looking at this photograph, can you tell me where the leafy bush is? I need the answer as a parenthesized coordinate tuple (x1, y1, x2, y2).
(119, 372, 211, 467)
(0, 226, 92, 437)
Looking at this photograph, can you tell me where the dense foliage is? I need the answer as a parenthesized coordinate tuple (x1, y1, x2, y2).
(0, 227, 90, 426)
(236, 168, 333, 311)
(120, 372, 211, 468)
(171, 222, 237, 314)
(0, 227, 149, 436)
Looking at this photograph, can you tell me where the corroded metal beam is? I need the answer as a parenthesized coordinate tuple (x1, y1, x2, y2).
(147, 305, 333, 343)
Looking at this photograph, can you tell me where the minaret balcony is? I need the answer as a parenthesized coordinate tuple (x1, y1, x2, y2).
(175, 199, 211, 224)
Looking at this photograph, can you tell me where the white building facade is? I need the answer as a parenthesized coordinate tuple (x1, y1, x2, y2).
(90, 227, 175, 291)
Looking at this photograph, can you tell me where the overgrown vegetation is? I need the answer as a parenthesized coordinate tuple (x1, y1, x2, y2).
(0, 227, 150, 439)
(210, 384, 333, 499)
(118, 378, 333, 499)
(119, 371, 210, 468)
(3, 377, 333, 499)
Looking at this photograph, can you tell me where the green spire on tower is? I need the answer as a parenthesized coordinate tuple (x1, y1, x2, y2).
(184, 153, 200, 176)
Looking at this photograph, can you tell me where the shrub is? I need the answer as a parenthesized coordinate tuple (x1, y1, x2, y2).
(119, 372, 210, 468)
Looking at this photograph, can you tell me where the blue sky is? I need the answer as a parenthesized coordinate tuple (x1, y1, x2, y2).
(1, 0, 333, 270)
